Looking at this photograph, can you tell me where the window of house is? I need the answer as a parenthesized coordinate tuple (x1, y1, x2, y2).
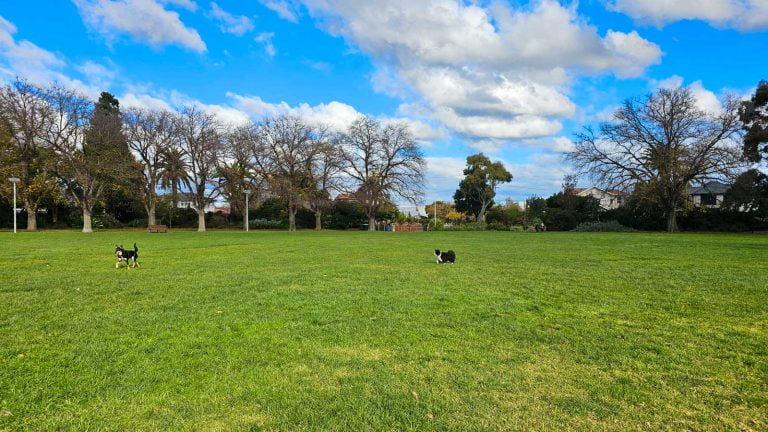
(700, 194, 716, 206)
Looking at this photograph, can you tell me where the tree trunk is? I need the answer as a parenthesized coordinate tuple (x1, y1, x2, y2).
(315, 210, 322, 230)
(147, 204, 156, 227)
(288, 206, 296, 232)
(82, 208, 93, 233)
(197, 208, 206, 232)
(368, 215, 376, 231)
(24, 201, 37, 231)
(666, 209, 678, 232)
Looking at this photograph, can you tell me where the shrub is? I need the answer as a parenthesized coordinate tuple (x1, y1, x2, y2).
(572, 220, 634, 232)
(486, 222, 508, 231)
(510, 225, 535, 232)
(249, 218, 286, 229)
(427, 219, 445, 230)
(443, 222, 487, 231)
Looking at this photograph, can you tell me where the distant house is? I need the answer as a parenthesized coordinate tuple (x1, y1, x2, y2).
(690, 181, 730, 209)
(171, 193, 225, 213)
(572, 187, 627, 210)
(334, 193, 357, 202)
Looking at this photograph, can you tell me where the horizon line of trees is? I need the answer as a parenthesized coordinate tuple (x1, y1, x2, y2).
(0, 79, 426, 232)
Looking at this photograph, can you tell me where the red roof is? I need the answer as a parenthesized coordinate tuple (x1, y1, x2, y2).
(335, 193, 357, 201)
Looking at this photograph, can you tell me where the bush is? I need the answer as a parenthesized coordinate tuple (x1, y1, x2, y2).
(249, 218, 286, 229)
(486, 222, 508, 231)
(427, 219, 445, 230)
(541, 208, 579, 231)
(572, 220, 634, 232)
(510, 225, 535, 232)
(443, 222, 487, 231)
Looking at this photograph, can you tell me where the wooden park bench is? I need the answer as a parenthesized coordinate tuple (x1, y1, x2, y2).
(148, 224, 168, 233)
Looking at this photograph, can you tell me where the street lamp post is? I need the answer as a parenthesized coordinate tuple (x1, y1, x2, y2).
(244, 189, 251, 232)
(8, 177, 20, 234)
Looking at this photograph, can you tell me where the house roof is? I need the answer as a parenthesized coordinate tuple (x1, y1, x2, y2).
(335, 193, 357, 201)
(690, 181, 731, 195)
(572, 187, 627, 196)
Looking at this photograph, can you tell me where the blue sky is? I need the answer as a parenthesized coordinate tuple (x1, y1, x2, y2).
(1, 0, 766, 203)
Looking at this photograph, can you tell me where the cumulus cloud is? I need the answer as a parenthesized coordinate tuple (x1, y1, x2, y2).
(293, 0, 661, 147)
(226, 92, 444, 140)
(654, 75, 725, 115)
(73, 0, 206, 52)
(259, 0, 301, 23)
(608, 0, 768, 31)
(207, 2, 255, 36)
(0, 16, 107, 96)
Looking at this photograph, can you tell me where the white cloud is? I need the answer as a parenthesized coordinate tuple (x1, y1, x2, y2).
(208, 2, 255, 36)
(260, 0, 301, 23)
(654, 75, 724, 115)
(608, 0, 768, 31)
(226, 92, 444, 140)
(295, 0, 661, 147)
(255, 32, 276, 57)
(120, 92, 174, 111)
(0, 16, 105, 96)
(73, 0, 206, 52)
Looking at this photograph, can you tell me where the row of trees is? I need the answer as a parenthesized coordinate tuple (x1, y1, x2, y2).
(0, 80, 426, 232)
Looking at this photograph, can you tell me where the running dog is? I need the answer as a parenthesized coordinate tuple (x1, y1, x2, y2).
(115, 243, 140, 268)
(434, 249, 456, 264)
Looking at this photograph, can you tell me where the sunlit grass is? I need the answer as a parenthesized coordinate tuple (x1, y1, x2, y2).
(1, 230, 766, 431)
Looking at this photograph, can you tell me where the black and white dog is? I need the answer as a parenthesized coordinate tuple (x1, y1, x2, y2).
(115, 243, 140, 268)
(434, 249, 456, 264)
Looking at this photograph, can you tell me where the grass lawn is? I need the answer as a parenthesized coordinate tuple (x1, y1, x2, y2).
(1, 230, 767, 431)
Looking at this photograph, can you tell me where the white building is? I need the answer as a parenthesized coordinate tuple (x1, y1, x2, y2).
(572, 187, 627, 210)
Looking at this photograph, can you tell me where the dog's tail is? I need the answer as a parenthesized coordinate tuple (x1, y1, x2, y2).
(134, 243, 138, 253)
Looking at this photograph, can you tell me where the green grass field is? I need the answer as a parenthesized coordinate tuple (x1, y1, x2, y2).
(1, 231, 766, 431)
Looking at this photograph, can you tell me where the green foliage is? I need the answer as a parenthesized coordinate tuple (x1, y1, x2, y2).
(572, 220, 634, 232)
(453, 153, 513, 221)
(740, 80, 768, 162)
(536, 192, 600, 231)
(247, 218, 286, 229)
(485, 202, 525, 226)
(427, 219, 444, 230)
(442, 221, 488, 231)
(723, 169, 768, 218)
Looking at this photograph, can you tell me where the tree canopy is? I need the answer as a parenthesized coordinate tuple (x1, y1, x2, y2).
(453, 153, 512, 222)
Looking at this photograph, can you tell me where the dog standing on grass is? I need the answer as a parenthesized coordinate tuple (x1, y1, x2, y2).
(434, 249, 456, 264)
(115, 243, 140, 268)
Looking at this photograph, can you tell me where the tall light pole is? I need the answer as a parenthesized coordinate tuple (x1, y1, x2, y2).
(434, 201, 438, 228)
(8, 177, 20, 234)
(244, 189, 251, 232)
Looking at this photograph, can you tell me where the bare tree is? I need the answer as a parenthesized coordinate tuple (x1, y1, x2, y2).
(340, 117, 425, 231)
(42, 85, 107, 232)
(250, 116, 325, 231)
(176, 106, 223, 232)
(0, 80, 59, 231)
(307, 139, 344, 230)
(123, 108, 178, 227)
(568, 87, 744, 232)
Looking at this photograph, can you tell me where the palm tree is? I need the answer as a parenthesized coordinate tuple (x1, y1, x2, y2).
(159, 148, 191, 226)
